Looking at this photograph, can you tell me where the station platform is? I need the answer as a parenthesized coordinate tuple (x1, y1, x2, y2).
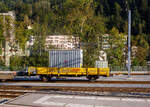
(1, 93, 150, 107)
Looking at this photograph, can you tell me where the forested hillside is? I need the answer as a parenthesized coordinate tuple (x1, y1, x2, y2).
(0, 0, 150, 68)
(0, 0, 149, 35)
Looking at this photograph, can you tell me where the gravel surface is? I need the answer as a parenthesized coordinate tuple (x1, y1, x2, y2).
(13, 75, 150, 81)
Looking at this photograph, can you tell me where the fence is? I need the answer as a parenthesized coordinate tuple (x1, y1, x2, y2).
(0, 65, 24, 71)
(110, 66, 150, 71)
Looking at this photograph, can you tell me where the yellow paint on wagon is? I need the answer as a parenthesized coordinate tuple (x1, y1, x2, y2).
(28, 67, 110, 77)
(99, 68, 110, 77)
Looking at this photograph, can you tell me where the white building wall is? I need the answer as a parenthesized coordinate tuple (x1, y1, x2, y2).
(45, 35, 80, 49)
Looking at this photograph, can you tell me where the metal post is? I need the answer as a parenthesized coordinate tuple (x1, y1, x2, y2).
(128, 10, 131, 77)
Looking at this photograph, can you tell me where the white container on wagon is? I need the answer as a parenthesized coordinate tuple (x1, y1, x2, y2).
(49, 49, 83, 68)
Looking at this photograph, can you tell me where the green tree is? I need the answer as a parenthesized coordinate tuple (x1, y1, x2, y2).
(10, 56, 22, 70)
(4, 16, 13, 41)
(29, 23, 48, 67)
(0, 2, 8, 12)
(15, 16, 33, 50)
(0, 16, 4, 61)
(60, 0, 106, 67)
(107, 27, 126, 66)
(113, 2, 122, 30)
(0, 16, 4, 53)
(132, 35, 149, 66)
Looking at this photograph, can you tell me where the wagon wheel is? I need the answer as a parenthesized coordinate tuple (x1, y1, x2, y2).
(1, 79, 7, 82)
(87, 76, 99, 81)
(40, 76, 51, 82)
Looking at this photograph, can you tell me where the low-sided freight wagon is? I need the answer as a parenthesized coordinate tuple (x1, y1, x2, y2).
(0, 71, 17, 81)
(25, 49, 110, 81)
(27, 67, 110, 81)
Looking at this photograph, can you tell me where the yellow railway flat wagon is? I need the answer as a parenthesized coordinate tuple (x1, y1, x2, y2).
(27, 67, 109, 81)
(59, 68, 86, 76)
(99, 68, 110, 77)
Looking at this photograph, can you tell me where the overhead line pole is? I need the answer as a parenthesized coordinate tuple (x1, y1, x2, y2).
(128, 10, 131, 77)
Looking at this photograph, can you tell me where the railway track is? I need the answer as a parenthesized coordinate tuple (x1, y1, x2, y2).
(1, 79, 150, 99)
(1, 85, 150, 98)
(3, 80, 150, 84)
(0, 90, 26, 98)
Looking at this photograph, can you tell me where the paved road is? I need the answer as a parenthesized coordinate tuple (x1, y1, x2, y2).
(2, 93, 150, 107)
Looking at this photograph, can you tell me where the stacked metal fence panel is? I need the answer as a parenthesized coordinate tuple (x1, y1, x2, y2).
(49, 49, 83, 68)
(95, 61, 108, 68)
